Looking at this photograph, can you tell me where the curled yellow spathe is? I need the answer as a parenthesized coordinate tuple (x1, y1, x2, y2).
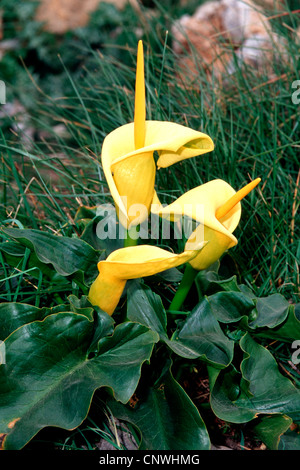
(103, 121, 214, 228)
(152, 178, 261, 271)
(101, 40, 214, 229)
(88, 242, 207, 315)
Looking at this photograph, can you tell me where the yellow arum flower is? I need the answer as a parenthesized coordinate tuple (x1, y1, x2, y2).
(88, 242, 207, 315)
(101, 40, 214, 229)
(153, 178, 261, 271)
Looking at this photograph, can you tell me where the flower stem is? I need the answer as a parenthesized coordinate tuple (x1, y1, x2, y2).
(169, 263, 198, 311)
(124, 226, 139, 247)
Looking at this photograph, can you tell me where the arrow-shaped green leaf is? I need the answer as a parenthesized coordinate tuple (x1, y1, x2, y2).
(109, 367, 210, 450)
(1, 228, 100, 277)
(0, 312, 158, 450)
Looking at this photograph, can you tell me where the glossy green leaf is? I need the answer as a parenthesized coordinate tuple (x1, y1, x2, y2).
(66, 295, 116, 356)
(207, 291, 255, 324)
(108, 368, 210, 450)
(127, 284, 234, 368)
(278, 429, 300, 450)
(0, 241, 59, 279)
(249, 294, 290, 329)
(209, 364, 256, 423)
(126, 281, 168, 340)
(67, 294, 95, 319)
(253, 415, 293, 450)
(195, 270, 242, 297)
(207, 291, 291, 332)
(1, 227, 100, 277)
(0, 312, 158, 449)
(210, 333, 300, 423)
(0, 302, 66, 340)
(168, 297, 234, 367)
(255, 304, 300, 342)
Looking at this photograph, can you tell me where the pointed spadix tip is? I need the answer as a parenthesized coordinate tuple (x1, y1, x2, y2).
(215, 177, 262, 220)
(252, 177, 261, 186)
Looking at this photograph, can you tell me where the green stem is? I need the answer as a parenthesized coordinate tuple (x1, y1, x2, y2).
(169, 263, 198, 312)
(124, 226, 139, 247)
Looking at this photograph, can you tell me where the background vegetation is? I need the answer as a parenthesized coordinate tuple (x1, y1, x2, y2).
(0, 0, 299, 450)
